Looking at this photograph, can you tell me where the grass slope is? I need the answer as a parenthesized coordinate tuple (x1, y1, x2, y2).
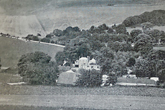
(0, 0, 164, 15)
(0, 37, 63, 68)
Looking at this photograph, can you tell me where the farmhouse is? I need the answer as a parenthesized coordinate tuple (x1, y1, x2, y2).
(74, 57, 100, 71)
(57, 57, 101, 86)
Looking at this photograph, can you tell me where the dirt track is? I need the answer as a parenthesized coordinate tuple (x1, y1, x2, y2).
(0, 95, 164, 110)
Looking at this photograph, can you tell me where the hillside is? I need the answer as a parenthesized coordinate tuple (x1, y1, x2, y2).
(123, 10, 165, 27)
(0, 15, 47, 38)
(0, 0, 164, 37)
(0, 37, 64, 68)
(0, 0, 164, 15)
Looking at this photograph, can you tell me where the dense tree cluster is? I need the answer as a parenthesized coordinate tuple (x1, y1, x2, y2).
(76, 69, 102, 87)
(18, 52, 59, 85)
(54, 21, 165, 86)
(122, 10, 165, 27)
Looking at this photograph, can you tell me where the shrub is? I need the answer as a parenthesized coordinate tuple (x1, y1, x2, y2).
(76, 69, 102, 87)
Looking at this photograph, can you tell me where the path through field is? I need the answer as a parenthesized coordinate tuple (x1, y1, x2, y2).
(0, 95, 164, 110)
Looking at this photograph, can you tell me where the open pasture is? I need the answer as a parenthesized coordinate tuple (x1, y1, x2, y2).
(0, 37, 64, 67)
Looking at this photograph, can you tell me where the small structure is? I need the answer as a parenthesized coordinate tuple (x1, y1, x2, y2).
(101, 74, 109, 86)
(150, 77, 159, 82)
(57, 70, 80, 86)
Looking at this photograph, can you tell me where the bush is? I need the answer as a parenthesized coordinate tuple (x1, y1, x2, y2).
(26, 34, 39, 41)
(46, 34, 54, 38)
(18, 52, 58, 85)
(41, 38, 50, 43)
(76, 69, 102, 87)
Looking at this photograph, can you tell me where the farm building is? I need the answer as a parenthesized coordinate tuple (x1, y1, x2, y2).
(56, 70, 80, 86)
(74, 57, 100, 71)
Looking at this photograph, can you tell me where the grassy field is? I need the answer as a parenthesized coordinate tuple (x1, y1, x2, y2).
(0, 0, 165, 37)
(0, 37, 64, 68)
(0, 15, 47, 37)
(0, 71, 164, 97)
(0, 105, 98, 110)
(0, 71, 165, 110)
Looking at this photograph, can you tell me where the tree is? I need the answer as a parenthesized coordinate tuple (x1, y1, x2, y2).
(135, 59, 151, 77)
(55, 52, 66, 66)
(100, 47, 114, 59)
(41, 38, 50, 43)
(130, 29, 142, 40)
(46, 33, 54, 39)
(158, 69, 165, 82)
(25, 34, 39, 41)
(18, 52, 58, 85)
(53, 29, 63, 37)
(122, 16, 143, 27)
(108, 41, 132, 52)
(134, 38, 153, 55)
(76, 69, 102, 87)
(141, 22, 154, 31)
(115, 24, 127, 34)
(98, 24, 109, 31)
(133, 33, 152, 42)
(126, 58, 136, 67)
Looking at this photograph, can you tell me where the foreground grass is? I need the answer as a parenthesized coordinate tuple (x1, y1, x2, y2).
(0, 105, 100, 110)
(0, 84, 164, 97)
(0, 72, 164, 97)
